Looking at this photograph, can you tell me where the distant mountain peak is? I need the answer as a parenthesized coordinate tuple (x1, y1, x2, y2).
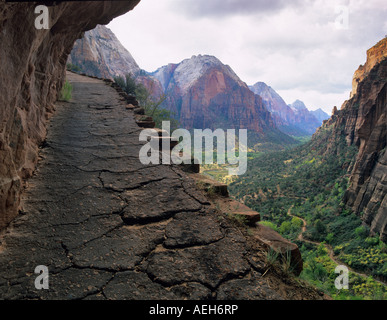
(249, 82, 287, 105)
(173, 55, 224, 92)
(289, 100, 308, 111)
(310, 108, 330, 123)
(251, 81, 272, 90)
(250, 84, 323, 135)
(152, 54, 244, 94)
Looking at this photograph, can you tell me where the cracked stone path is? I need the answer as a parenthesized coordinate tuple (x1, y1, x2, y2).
(0, 72, 291, 300)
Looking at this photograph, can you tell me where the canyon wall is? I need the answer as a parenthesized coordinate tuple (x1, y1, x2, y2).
(151, 55, 276, 133)
(314, 39, 386, 240)
(350, 37, 387, 98)
(0, 1, 140, 230)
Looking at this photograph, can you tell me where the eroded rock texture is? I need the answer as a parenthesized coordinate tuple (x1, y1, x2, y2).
(343, 58, 387, 240)
(0, 73, 326, 300)
(314, 40, 386, 240)
(350, 38, 387, 98)
(0, 1, 140, 229)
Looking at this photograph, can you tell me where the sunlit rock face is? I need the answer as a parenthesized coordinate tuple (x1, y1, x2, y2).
(151, 55, 275, 132)
(350, 37, 387, 98)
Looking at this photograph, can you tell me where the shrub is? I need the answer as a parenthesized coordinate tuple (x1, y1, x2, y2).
(114, 73, 178, 129)
(59, 80, 72, 102)
(355, 226, 368, 239)
(259, 220, 278, 232)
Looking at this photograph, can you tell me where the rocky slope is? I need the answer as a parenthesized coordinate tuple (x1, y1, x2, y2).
(0, 1, 140, 230)
(343, 58, 387, 241)
(68, 25, 140, 79)
(313, 40, 387, 240)
(249, 82, 327, 135)
(0, 72, 328, 300)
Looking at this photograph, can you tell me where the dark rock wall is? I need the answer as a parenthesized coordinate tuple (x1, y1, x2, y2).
(343, 60, 386, 240)
(315, 58, 386, 240)
(0, 1, 140, 229)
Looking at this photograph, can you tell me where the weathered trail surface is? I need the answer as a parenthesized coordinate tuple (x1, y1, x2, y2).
(0, 72, 324, 300)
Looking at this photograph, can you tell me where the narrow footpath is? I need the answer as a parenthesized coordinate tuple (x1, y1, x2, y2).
(0, 72, 326, 300)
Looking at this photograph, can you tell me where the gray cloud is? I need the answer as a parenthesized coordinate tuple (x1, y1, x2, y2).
(172, 0, 306, 18)
(109, 0, 386, 113)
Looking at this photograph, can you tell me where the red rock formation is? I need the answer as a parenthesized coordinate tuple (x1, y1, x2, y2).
(343, 58, 386, 240)
(313, 39, 386, 240)
(152, 55, 275, 132)
(136, 74, 165, 100)
(0, 1, 140, 229)
(350, 37, 387, 98)
(181, 67, 274, 132)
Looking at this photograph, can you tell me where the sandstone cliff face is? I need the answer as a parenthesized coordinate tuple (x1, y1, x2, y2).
(314, 46, 386, 240)
(350, 37, 387, 98)
(68, 24, 140, 80)
(152, 55, 275, 132)
(343, 58, 387, 240)
(0, 1, 140, 229)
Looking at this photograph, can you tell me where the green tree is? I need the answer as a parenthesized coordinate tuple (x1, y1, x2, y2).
(317, 242, 328, 256)
(326, 233, 334, 244)
(355, 226, 368, 239)
(124, 73, 137, 95)
(113, 74, 136, 95)
(279, 221, 291, 234)
(113, 75, 126, 90)
(314, 263, 328, 282)
(315, 219, 327, 235)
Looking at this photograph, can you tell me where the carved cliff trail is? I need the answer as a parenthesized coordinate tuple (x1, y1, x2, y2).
(0, 72, 328, 300)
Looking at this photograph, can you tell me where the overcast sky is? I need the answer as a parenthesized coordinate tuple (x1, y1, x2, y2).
(108, 0, 387, 114)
